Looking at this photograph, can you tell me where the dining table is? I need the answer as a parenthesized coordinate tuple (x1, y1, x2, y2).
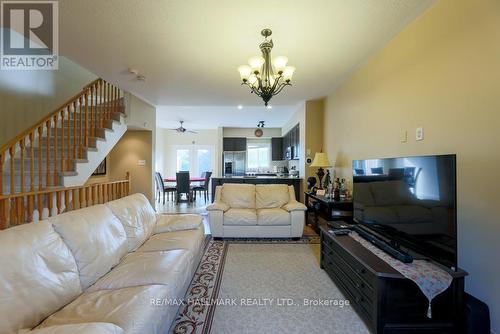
(164, 176, 205, 183)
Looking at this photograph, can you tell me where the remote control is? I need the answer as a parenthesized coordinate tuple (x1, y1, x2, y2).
(329, 229, 351, 236)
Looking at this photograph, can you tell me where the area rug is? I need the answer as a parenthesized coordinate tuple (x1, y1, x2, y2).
(169, 239, 368, 334)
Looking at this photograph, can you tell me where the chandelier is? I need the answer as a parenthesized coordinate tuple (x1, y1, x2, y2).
(238, 28, 295, 106)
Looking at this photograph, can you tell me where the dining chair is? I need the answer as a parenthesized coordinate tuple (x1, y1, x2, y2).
(156, 172, 176, 204)
(176, 171, 192, 203)
(192, 171, 212, 202)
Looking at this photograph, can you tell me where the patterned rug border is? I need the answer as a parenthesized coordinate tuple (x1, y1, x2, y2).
(221, 236, 320, 244)
(170, 239, 228, 334)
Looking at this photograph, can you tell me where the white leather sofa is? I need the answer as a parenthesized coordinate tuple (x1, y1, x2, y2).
(0, 193, 205, 334)
(206, 184, 307, 238)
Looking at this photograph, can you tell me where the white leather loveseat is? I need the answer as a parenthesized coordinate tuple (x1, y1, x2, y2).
(206, 184, 307, 238)
(0, 193, 205, 334)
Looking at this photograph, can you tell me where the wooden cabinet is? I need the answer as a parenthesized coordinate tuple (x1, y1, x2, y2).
(320, 225, 467, 334)
(271, 137, 283, 161)
(292, 124, 300, 159)
(223, 137, 247, 151)
(281, 124, 300, 160)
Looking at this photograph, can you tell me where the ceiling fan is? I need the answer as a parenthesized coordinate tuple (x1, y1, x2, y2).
(171, 121, 198, 134)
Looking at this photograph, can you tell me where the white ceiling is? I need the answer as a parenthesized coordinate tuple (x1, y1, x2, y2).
(156, 105, 299, 129)
(58, 0, 435, 126)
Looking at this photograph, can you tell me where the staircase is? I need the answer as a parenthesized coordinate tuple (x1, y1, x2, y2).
(0, 78, 130, 228)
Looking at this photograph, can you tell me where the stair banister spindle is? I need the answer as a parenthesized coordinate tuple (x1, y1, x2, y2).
(106, 82, 111, 119)
(79, 96, 83, 158)
(99, 80, 104, 128)
(20, 139, 25, 193)
(29, 132, 34, 192)
(27, 194, 34, 222)
(73, 101, 77, 160)
(9, 146, 14, 194)
(45, 120, 51, 187)
(61, 109, 65, 172)
(53, 114, 58, 184)
(0, 152, 4, 196)
(37, 127, 43, 190)
(90, 85, 94, 137)
(84, 92, 89, 150)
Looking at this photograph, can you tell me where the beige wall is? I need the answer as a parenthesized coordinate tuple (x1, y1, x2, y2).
(305, 100, 325, 187)
(107, 131, 154, 203)
(0, 57, 97, 145)
(156, 128, 220, 177)
(323, 0, 500, 331)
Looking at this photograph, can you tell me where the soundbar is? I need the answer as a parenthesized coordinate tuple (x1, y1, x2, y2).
(352, 226, 413, 263)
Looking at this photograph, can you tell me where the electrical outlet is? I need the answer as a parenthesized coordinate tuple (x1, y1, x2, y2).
(138, 160, 146, 166)
(416, 127, 424, 141)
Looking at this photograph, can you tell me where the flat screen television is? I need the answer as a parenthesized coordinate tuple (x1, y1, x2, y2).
(352, 154, 457, 270)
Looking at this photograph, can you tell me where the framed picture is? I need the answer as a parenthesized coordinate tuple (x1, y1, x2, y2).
(316, 189, 326, 196)
(92, 158, 107, 176)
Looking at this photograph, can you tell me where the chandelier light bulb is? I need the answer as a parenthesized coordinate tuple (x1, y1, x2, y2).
(273, 56, 288, 73)
(248, 56, 265, 72)
(248, 74, 258, 87)
(238, 65, 252, 81)
(283, 66, 296, 81)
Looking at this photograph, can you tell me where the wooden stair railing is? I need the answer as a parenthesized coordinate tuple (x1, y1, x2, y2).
(0, 78, 126, 229)
(0, 173, 130, 230)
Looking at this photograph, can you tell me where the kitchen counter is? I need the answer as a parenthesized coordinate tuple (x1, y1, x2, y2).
(211, 176, 302, 201)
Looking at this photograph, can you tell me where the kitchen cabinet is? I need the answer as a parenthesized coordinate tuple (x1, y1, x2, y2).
(271, 137, 283, 161)
(223, 137, 247, 151)
(280, 124, 300, 160)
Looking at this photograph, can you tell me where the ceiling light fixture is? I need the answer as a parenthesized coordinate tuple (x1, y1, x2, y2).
(237, 105, 243, 110)
(238, 28, 295, 106)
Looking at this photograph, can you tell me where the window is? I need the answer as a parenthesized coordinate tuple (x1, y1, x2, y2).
(247, 139, 271, 172)
(176, 149, 190, 172)
(174, 146, 213, 176)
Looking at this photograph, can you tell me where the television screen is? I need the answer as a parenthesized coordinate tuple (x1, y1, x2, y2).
(352, 154, 457, 269)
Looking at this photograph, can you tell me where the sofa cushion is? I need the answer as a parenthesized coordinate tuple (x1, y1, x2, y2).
(224, 208, 257, 226)
(88, 249, 190, 293)
(370, 181, 415, 206)
(49, 205, 128, 290)
(21, 323, 124, 334)
(136, 227, 205, 254)
(105, 193, 157, 252)
(154, 214, 202, 234)
(257, 208, 290, 226)
(221, 184, 256, 209)
(353, 183, 375, 205)
(38, 285, 178, 334)
(255, 184, 290, 209)
(0, 222, 81, 334)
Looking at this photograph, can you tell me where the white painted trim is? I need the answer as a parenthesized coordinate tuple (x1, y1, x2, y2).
(62, 114, 127, 187)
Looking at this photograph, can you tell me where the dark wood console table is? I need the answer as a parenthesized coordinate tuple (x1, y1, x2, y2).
(305, 192, 353, 233)
(320, 225, 467, 334)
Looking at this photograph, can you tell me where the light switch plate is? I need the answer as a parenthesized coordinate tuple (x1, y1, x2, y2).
(401, 130, 408, 143)
(416, 127, 424, 141)
(138, 160, 146, 166)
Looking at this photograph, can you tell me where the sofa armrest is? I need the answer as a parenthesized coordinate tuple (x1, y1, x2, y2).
(154, 214, 202, 234)
(282, 201, 307, 212)
(206, 201, 230, 212)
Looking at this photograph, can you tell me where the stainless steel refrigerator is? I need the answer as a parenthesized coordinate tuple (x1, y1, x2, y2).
(223, 151, 246, 176)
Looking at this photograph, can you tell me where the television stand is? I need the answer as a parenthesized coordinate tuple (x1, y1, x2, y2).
(320, 225, 467, 334)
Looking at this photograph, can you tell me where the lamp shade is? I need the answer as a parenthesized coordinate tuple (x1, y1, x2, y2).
(310, 152, 332, 168)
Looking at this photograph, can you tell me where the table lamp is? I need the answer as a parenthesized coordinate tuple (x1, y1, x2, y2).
(310, 152, 332, 189)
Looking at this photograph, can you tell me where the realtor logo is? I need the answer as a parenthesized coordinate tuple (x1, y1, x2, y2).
(1, 0, 58, 70)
